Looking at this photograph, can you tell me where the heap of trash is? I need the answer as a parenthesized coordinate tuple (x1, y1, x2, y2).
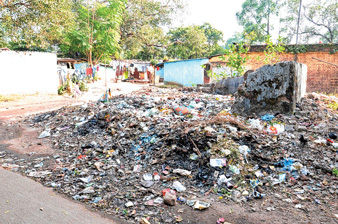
(1, 87, 338, 223)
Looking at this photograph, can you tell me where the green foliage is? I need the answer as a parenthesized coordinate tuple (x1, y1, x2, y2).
(236, 0, 284, 43)
(263, 36, 285, 64)
(329, 48, 338, 55)
(120, 0, 185, 59)
(333, 168, 338, 177)
(225, 32, 245, 49)
(0, 0, 76, 49)
(167, 26, 208, 59)
(79, 80, 88, 92)
(328, 101, 338, 111)
(58, 85, 66, 95)
(285, 45, 308, 54)
(199, 23, 225, 56)
(223, 42, 250, 76)
(281, 0, 338, 44)
(207, 41, 250, 81)
(60, 0, 126, 65)
(209, 32, 256, 81)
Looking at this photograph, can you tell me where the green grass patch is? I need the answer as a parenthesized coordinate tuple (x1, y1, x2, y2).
(328, 101, 338, 111)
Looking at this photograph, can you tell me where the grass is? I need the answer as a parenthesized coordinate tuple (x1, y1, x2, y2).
(333, 168, 338, 178)
(328, 101, 338, 111)
(0, 94, 23, 103)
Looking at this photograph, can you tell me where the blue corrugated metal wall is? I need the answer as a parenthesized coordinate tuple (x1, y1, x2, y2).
(163, 59, 209, 86)
(156, 67, 164, 79)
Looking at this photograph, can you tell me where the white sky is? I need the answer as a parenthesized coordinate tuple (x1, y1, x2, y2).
(176, 0, 320, 44)
(176, 0, 246, 42)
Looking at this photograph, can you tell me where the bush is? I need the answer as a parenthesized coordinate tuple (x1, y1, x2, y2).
(79, 80, 88, 92)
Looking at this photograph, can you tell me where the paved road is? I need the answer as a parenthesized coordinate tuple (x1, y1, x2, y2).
(0, 81, 147, 120)
(0, 168, 118, 224)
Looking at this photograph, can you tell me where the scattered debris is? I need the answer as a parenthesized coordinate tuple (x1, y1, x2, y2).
(0, 86, 337, 223)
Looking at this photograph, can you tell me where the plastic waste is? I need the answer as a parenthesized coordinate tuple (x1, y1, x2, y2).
(143, 173, 153, 181)
(329, 132, 338, 139)
(229, 165, 240, 174)
(38, 129, 51, 138)
(174, 106, 190, 115)
(300, 166, 309, 175)
(162, 189, 176, 196)
(153, 172, 161, 181)
(34, 162, 43, 168)
(125, 202, 134, 207)
(314, 138, 327, 144)
(267, 124, 285, 135)
(28, 171, 51, 178)
(81, 187, 94, 194)
(210, 158, 227, 167)
(217, 217, 225, 224)
(217, 175, 232, 186)
(190, 153, 198, 160)
(261, 114, 275, 121)
(249, 119, 263, 130)
(172, 181, 186, 192)
(79, 176, 93, 183)
(238, 145, 250, 156)
(192, 201, 210, 210)
(173, 169, 191, 176)
(133, 165, 142, 172)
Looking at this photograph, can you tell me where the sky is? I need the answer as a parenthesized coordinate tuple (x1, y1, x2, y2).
(178, 0, 246, 41)
(178, 0, 320, 44)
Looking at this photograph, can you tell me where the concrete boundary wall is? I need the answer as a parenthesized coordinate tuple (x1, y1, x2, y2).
(0, 51, 57, 95)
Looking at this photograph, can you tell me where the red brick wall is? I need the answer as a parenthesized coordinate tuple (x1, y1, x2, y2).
(210, 50, 338, 93)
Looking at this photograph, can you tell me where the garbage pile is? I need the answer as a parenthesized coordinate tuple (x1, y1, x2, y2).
(1, 88, 338, 223)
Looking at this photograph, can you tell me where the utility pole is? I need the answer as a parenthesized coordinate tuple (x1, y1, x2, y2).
(295, 0, 302, 45)
(294, 0, 302, 61)
(267, 0, 270, 36)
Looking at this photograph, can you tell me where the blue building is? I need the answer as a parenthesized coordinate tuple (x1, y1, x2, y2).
(157, 58, 210, 87)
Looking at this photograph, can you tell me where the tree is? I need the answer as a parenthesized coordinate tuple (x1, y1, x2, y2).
(166, 26, 208, 60)
(281, 0, 338, 44)
(60, 0, 125, 65)
(0, 0, 76, 49)
(199, 23, 225, 56)
(225, 32, 245, 49)
(236, 0, 283, 43)
(120, 0, 185, 59)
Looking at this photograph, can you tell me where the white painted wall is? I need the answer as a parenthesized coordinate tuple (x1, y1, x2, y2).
(0, 51, 58, 95)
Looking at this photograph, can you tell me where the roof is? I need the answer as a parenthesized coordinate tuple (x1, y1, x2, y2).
(161, 58, 209, 65)
(57, 58, 86, 63)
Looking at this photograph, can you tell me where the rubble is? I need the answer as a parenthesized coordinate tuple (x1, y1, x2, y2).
(233, 61, 308, 115)
(0, 86, 338, 223)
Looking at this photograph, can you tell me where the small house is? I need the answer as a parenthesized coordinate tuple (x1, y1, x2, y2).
(161, 58, 210, 86)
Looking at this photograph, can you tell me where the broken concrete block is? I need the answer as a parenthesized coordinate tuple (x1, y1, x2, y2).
(214, 76, 244, 95)
(232, 61, 307, 115)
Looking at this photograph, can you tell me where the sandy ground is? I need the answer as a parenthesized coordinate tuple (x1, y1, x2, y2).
(0, 80, 147, 121)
